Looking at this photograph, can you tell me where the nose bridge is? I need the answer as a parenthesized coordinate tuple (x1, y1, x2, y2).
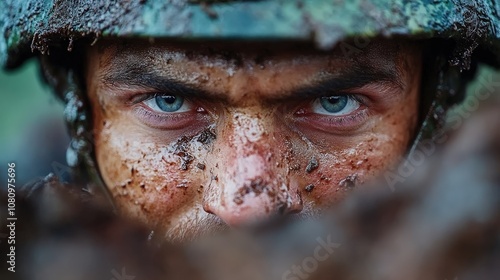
(221, 109, 278, 199)
(203, 109, 302, 226)
(232, 110, 268, 150)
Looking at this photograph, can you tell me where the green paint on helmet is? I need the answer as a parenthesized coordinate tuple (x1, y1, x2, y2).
(1, 0, 500, 70)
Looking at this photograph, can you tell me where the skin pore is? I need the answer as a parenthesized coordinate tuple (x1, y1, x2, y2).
(85, 39, 421, 241)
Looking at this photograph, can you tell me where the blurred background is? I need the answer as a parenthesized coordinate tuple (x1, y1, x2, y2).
(0, 60, 69, 186)
(1, 55, 500, 280)
(1, 60, 500, 186)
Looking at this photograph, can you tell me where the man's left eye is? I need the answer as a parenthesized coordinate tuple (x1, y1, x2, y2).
(312, 95, 360, 116)
(143, 95, 191, 113)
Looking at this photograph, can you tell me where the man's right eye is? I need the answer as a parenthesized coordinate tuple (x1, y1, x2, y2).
(143, 94, 191, 113)
(133, 93, 208, 130)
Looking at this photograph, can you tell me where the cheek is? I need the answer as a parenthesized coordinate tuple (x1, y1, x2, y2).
(300, 95, 418, 206)
(304, 136, 406, 204)
(94, 115, 206, 228)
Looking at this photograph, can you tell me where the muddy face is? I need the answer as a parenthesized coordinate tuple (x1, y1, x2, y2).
(85, 39, 421, 241)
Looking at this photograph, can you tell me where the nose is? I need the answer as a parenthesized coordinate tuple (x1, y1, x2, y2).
(202, 111, 303, 227)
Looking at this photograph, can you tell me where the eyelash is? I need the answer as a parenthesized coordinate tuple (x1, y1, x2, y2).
(293, 94, 370, 131)
(131, 92, 370, 131)
(313, 108, 369, 126)
(129, 93, 172, 105)
(130, 93, 208, 129)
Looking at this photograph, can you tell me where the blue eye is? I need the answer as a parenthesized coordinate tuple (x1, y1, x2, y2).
(312, 95, 360, 116)
(320, 96, 348, 113)
(155, 95, 183, 112)
(143, 94, 190, 113)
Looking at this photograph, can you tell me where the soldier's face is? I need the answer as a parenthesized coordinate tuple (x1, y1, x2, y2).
(86, 39, 421, 240)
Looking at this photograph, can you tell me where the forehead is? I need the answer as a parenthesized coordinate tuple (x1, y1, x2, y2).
(93, 38, 414, 71)
(87, 39, 420, 101)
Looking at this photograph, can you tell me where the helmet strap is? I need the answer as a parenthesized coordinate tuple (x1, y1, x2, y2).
(408, 51, 469, 160)
(39, 55, 116, 211)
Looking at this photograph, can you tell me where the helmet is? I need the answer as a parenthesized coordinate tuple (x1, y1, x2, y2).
(1, 0, 499, 201)
(3, 0, 499, 112)
(2, 0, 500, 69)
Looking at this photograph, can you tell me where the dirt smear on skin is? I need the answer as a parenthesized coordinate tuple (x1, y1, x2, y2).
(172, 127, 217, 171)
(305, 157, 319, 173)
(197, 127, 216, 145)
(196, 163, 206, 170)
(173, 136, 194, 171)
(232, 177, 296, 216)
(233, 178, 270, 205)
(338, 174, 358, 191)
(305, 184, 315, 192)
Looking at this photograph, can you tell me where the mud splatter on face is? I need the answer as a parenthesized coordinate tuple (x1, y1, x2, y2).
(86, 38, 422, 240)
(338, 174, 358, 191)
(173, 136, 195, 171)
(305, 157, 319, 173)
(196, 163, 206, 170)
(197, 127, 216, 145)
(233, 178, 268, 205)
(305, 184, 315, 192)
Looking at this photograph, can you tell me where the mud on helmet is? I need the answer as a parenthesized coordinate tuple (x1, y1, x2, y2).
(2, 0, 500, 204)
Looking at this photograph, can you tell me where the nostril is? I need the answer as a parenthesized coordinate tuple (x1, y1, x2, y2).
(203, 170, 305, 226)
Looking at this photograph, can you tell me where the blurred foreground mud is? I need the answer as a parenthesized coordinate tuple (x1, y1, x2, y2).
(1, 97, 500, 280)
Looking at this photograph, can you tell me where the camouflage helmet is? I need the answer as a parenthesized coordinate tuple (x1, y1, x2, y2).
(1, 0, 500, 69)
(1, 0, 499, 202)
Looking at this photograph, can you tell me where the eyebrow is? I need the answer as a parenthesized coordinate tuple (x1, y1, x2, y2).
(101, 63, 403, 102)
(103, 69, 218, 100)
(280, 65, 403, 101)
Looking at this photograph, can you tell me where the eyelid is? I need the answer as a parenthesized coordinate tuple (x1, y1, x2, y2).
(292, 93, 364, 113)
(126, 91, 204, 112)
(132, 105, 202, 130)
(292, 106, 370, 134)
(129, 92, 177, 105)
(338, 94, 366, 106)
(311, 95, 361, 116)
(318, 92, 375, 111)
